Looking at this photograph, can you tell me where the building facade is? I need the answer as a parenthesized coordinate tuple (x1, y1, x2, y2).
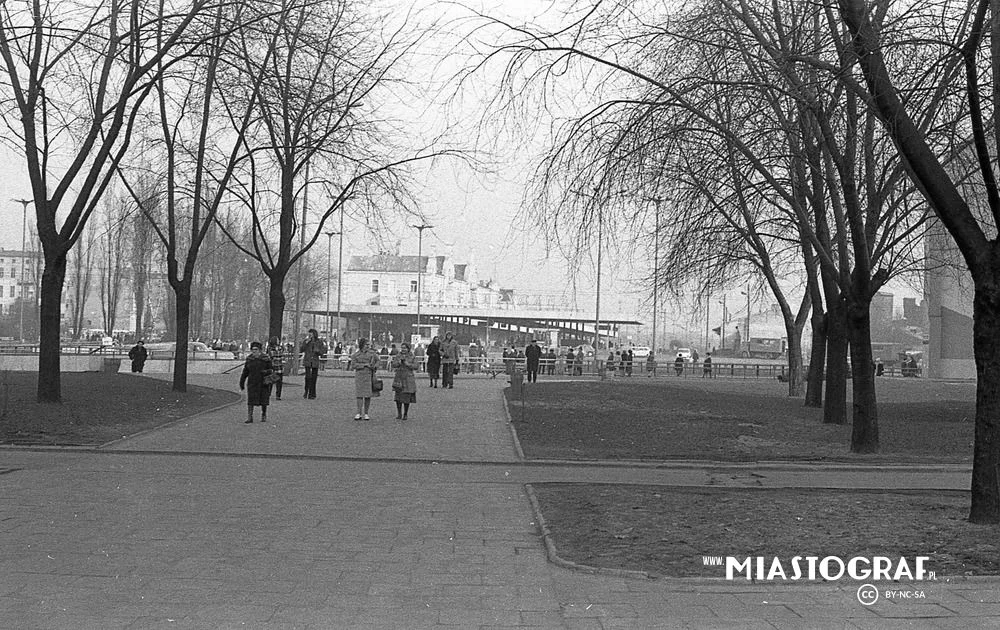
(924, 219, 975, 379)
(0, 248, 38, 318)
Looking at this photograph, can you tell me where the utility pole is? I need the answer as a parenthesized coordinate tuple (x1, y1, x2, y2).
(336, 211, 344, 340)
(411, 223, 433, 344)
(650, 198, 662, 350)
(12, 198, 33, 342)
(595, 211, 603, 352)
(325, 230, 339, 338)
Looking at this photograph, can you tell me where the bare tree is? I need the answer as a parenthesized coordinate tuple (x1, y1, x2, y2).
(216, 0, 451, 343)
(97, 198, 129, 336)
(836, 0, 1000, 521)
(67, 221, 96, 340)
(0, 0, 227, 402)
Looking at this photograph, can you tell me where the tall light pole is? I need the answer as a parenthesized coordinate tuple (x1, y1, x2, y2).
(740, 285, 751, 355)
(650, 198, 662, 350)
(325, 230, 340, 337)
(412, 223, 432, 343)
(594, 211, 603, 352)
(12, 198, 33, 342)
(336, 211, 344, 340)
(719, 294, 727, 350)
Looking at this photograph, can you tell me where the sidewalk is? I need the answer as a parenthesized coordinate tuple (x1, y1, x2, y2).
(0, 374, 993, 629)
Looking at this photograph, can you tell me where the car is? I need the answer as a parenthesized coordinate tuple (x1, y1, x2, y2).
(630, 346, 651, 359)
(675, 347, 693, 362)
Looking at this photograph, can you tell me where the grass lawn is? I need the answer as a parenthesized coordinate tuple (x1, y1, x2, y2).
(506, 378, 976, 462)
(0, 371, 240, 446)
(531, 483, 999, 577)
(511, 378, 996, 577)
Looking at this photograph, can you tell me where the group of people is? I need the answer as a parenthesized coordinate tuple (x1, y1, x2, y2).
(238, 329, 469, 424)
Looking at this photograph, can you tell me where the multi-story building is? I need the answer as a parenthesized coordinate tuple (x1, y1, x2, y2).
(0, 248, 38, 317)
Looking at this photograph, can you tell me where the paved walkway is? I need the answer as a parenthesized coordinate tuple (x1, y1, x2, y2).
(0, 373, 994, 629)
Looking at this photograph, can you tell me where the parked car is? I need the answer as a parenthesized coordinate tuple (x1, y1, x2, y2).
(630, 346, 651, 359)
(675, 347, 693, 362)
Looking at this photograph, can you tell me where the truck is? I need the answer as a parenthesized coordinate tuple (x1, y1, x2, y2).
(742, 337, 787, 359)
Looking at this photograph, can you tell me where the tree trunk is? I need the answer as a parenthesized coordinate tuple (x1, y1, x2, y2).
(847, 299, 879, 453)
(171, 283, 191, 393)
(786, 332, 805, 396)
(805, 311, 826, 407)
(36, 253, 68, 403)
(823, 298, 848, 424)
(970, 280, 1000, 523)
(134, 281, 145, 340)
(268, 271, 288, 342)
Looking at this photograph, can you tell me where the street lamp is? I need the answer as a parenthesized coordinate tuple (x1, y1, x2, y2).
(740, 285, 751, 356)
(336, 210, 344, 339)
(12, 198, 32, 342)
(325, 230, 340, 338)
(412, 223, 433, 343)
(595, 211, 603, 351)
(719, 294, 727, 350)
(649, 198, 662, 351)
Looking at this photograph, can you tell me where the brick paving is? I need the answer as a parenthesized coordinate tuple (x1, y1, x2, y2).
(0, 373, 994, 629)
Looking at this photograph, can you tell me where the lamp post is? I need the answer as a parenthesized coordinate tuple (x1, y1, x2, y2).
(740, 285, 751, 356)
(650, 198, 662, 351)
(595, 211, 602, 351)
(719, 294, 727, 350)
(336, 211, 344, 340)
(325, 230, 340, 338)
(412, 223, 432, 343)
(12, 198, 32, 342)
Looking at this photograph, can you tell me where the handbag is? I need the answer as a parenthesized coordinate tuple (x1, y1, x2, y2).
(372, 373, 384, 393)
(264, 372, 280, 385)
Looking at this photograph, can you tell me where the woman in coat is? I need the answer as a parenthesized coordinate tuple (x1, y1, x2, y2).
(440, 331, 459, 389)
(266, 336, 285, 400)
(351, 338, 381, 421)
(239, 341, 272, 423)
(425, 335, 442, 388)
(391, 342, 417, 420)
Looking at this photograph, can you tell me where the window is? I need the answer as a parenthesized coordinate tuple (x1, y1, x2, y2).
(9, 285, 14, 298)
(0, 269, 4, 278)
(410, 280, 418, 293)
(371, 279, 379, 293)
(9, 268, 14, 279)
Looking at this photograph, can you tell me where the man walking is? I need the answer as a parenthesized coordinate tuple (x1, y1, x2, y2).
(525, 339, 542, 383)
(128, 340, 148, 373)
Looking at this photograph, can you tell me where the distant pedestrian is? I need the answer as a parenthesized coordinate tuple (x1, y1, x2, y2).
(299, 328, 327, 399)
(525, 339, 542, 383)
(266, 336, 285, 400)
(691, 349, 700, 364)
(565, 348, 575, 375)
(625, 349, 634, 376)
(391, 342, 417, 420)
(440, 331, 459, 389)
(351, 338, 380, 421)
(646, 353, 657, 377)
(128, 340, 148, 373)
(546, 348, 557, 375)
(674, 353, 685, 376)
(619, 350, 626, 375)
(426, 335, 441, 388)
(702, 353, 712, 378)
(574, 347, 584, 376)
(239, 341, 272, 423)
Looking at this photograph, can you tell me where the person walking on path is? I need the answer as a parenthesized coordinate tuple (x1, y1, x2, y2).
(128, 340, 148, 373)
(625, 348, 634, 376)
(440, 331, 459, 389)
(351, 338, 380, 421)
(239, 341, 272, 423)
(426, 335, 441, 388)
(702, 353, 713, 377)
(524, 339, 542, 383)
(299, 328, 327, 399)
(674, 353, 685, 376)
(646, 352, 657, 377)
(266, 336, 285, 400)
(391, 342, 417, 420)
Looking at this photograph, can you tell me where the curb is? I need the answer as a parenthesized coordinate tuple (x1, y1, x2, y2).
(501, 385, 526, 460)
(523, 483, 1000, 584)
(96, 395, 244, 450)
(524, 483, 651, 580)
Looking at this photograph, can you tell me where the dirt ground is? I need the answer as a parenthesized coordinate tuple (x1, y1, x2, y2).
(0, 371, 240, 446)
(507, 378, 975, 462)
(530, 483, 999, 578)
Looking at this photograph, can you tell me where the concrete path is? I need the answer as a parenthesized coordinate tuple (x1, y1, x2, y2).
(0, 373, 994, 629)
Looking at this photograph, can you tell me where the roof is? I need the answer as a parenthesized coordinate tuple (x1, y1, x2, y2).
(347, 255, 427, 273)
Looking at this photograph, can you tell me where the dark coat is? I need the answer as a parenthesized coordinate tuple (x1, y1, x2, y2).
(525, 344, 542, 368)
(240, 354, 273, 406)
(426, 340, 441, 371)
(128, 344, 148, 370)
